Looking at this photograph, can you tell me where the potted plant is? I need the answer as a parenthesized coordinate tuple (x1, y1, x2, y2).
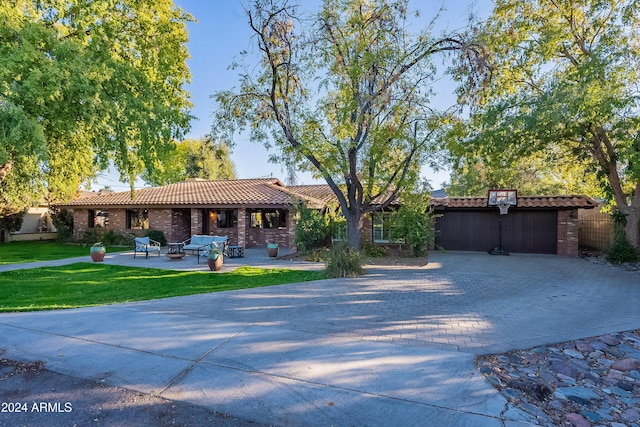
(266, 241, 279, 258)
(90, 242, 106, 262)
(207, 246, 224, 271)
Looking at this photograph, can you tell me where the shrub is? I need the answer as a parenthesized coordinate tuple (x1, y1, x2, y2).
(51, 208, 74, 242)
(363, 243, 386, 258)
(79, 228, 102, 245)
(325, 242, 363, 278)
(390, 181, 435, 257)
(0, 211, 25, 234)
(294, 204, 330, 251)
(145, 230, 167, 246)
(607, 232, 638, 264)
(101, 230, 134, 246)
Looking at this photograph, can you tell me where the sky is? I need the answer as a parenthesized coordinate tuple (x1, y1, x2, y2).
(92, 0, 492, 191)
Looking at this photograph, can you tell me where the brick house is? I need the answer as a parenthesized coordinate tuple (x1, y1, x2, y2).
(59, 178, 329, 249)
(58, 178, 596, 256)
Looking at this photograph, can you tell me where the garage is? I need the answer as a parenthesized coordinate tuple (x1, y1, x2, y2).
(431, 196, 597, 257)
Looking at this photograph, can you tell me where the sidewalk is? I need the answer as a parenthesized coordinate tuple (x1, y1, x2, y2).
(1, 251, 639, 425)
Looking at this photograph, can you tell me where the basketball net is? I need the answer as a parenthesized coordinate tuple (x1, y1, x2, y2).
(497, 201, 511, 215)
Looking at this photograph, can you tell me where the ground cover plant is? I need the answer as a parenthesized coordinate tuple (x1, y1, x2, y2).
(0, 263, 325, 312)
(0, 241, 127, 265)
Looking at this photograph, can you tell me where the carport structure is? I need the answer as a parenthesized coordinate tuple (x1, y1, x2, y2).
(432, 195, 597, 257)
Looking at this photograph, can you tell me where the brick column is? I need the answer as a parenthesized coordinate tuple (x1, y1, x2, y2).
(237, 207, 246, 247)
(557, 209, 579, 257)
(191, 208, 201, 236)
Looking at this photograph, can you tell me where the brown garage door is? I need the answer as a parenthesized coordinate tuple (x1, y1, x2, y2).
(435, 209, 557, 254)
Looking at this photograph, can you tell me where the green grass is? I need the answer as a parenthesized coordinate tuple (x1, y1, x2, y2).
(0, 263, 325, 312)
(0, 241, 128, 265)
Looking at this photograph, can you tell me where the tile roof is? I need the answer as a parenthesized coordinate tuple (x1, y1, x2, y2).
(59, 178, 598, 211)
(431, 195, 598, 209)
(60, 178, 309, 208)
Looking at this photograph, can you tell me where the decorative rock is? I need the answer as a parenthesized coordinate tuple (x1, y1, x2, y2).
(565, 349, 586, 359)
(576, 342, 594, 353)
(612, 358, 640, 371)
(623, 408, 640, 422)
(478, 329, 640, 427)
(566, 412, 591, 427)
(610, 386, 632, 398)
(549, 360, 580, 378)
(582, 410, 601, 422)
(601, 335, 621, 346)
(556, 386, 601, 401)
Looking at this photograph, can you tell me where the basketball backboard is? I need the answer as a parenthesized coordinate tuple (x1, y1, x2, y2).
(487, 189, 517, 207)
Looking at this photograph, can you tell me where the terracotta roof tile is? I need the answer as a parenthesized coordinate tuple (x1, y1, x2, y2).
(431, 195, 598, 209)
(60, 178, 298, 207)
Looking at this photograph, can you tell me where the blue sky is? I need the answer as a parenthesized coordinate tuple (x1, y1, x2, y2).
(93, 0, 491, 191)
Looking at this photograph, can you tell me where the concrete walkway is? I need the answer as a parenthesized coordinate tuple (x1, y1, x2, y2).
(0, 251, 639, 425)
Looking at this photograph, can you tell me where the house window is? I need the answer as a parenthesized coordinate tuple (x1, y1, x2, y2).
(372, 211, 393, 243)
(126, 209, 149, 230)
(250, 209, 287, 228)
(89, 209, 109, 228)
(208, 209, 237, 228)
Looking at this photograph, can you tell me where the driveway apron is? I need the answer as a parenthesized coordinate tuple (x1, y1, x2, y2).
(0, 251, 638, 425)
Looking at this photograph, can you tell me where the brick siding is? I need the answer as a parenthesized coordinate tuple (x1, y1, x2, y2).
(557, 209, 580, 258)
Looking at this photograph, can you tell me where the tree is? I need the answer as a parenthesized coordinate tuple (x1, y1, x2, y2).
(455, 0, 640, 250)
(0, 0, 193, 215)
(214, 0, 483, 250)
(143, 137, 236, 186)
(445, 150, 604, 197)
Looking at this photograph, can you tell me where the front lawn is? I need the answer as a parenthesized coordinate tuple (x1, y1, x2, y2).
(0, 263, 325, 312)
(0, 241, 128, 265)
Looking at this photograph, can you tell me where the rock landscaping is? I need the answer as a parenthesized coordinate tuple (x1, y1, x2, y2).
(478, 330, 640, 427)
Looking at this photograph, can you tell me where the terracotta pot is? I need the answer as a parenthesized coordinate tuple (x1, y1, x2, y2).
(90, 247, 106, 262)
(208, 254, 224, 271)
(267, 246, 278, 258)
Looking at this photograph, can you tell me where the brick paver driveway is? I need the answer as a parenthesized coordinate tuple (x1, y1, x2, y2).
(130, 250, 640, 354)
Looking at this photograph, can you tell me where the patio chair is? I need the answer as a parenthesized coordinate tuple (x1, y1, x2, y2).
(134, 236, 161, 258)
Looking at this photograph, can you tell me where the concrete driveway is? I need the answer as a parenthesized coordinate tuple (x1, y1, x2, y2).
(0, 251, 638, 425)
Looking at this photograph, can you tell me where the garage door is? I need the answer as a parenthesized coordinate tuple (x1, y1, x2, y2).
(434, 209, 557, 254)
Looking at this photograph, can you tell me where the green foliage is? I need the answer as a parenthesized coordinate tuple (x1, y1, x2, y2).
(390, 181, 434, 257)
(101, 230, 134, 247)
(214, 0, 480, 249)
(294, 204, 331, 251)
(0, 1, 193, 208)
(0, 264, 325, 312)
(607, 232, 638, 264)
(362, 244, 387, 258)
(454, 0, 640, 249)
(51, 208, 74, 242)
(142, 137, 237, 186)
(324, 242, 364, 278)
(79, 229, 102, 245)
(144, 230, 167, 246)
(0, 211, 25, 234)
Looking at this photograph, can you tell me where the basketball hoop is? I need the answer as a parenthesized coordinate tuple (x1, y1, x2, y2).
(487, 189, 517, 256)
(497, 201, 511, 215)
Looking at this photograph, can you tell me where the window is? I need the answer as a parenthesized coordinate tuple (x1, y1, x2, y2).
(208, 209, 237, 228)
(89, 209, 108, 228)
(126, 209, 149, 230)
(250, 209, 287, 228)
(373, 211, 393, 243)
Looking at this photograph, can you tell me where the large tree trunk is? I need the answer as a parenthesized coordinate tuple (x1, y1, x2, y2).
(626, 193, 640, 252)
(345, 208, 364, 251)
